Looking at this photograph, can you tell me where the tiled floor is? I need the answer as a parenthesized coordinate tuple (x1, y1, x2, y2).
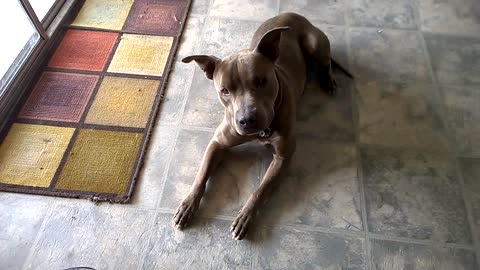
(1, 0, 480, 269)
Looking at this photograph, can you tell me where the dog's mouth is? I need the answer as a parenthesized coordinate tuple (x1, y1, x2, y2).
(239, 126, 272, 137)
(240, 128, 261, 136)
(236, 126, 260, 136)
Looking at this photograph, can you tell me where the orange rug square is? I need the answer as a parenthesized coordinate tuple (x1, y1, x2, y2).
(48, 29, 118, 71)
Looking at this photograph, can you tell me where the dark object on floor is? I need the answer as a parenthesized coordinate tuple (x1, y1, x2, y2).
(62, 267, 96, 270)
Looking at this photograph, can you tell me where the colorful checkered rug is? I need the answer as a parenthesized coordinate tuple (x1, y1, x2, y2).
(0, 0, 191, 202)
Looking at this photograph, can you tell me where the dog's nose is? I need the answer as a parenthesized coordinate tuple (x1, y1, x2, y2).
(237, 114, 257, 130)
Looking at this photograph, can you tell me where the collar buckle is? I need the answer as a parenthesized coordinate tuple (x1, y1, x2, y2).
(257, 128, 272, 138)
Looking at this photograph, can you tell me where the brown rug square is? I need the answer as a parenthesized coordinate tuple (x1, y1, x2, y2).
(18, 72, 98, 122)
(123, 0, 188, 35)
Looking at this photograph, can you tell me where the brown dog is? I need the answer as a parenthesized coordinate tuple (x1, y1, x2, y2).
(173, 12, 351, 240)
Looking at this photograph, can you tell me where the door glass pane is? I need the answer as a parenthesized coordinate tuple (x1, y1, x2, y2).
(0, 1, 40, 95)
(29, 0, 58, 20)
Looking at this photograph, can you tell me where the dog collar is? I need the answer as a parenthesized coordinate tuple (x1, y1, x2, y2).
(257, 128, 273, 138)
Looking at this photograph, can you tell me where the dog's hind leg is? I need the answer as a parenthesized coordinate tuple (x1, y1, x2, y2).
(301, 27, 337, 95)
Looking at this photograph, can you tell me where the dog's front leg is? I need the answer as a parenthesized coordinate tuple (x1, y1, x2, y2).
(173, 139, 225, 229)
(231, 137, 295, 240)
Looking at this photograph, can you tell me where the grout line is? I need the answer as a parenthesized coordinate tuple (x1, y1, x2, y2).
(456, 153, 480, 159)
(155, 122, 180, 129)
(417, 31, 438, 93)
(369, 233, 477, 251)
(357, 142, 452, 154)
(420, 29, 480, 40)
(260, 223, 365, 239)
(154, 67, 196, 208)
(204, 0, 214, 18)
(192, 13, 212, 55)
(154, 127, 181, 209)
(157, 207, 176, 214)
(344, 7, 373, 270)
(101, 202, 159, 213)
(153, 56, 198, 208)
(135, 210, 160, 269)
(347, 25, 422, 33)
(418, 26, 480, 264)
(452, 160, 480, 260)
(179, 123, 217, 133)
(206, 14, 272, 24)
(174, 68, 198, 129)
(341, 73, 434, 85)
(20, 201, 59, 270)
(412, 0, 422, 31)
(355, 124, 373, 269)
(174, 14, 205, 60)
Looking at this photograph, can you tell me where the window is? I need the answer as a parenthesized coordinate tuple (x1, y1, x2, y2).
(0, 1, 41, 96)
(0, 0, 77, 131)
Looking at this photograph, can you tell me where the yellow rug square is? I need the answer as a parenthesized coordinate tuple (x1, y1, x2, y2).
(0, 123, 74, 187)
(107, 34, 173, 76)
(71, 0, 134, 30)
(56, 129, 143, 194)
(85, 76, 160, 128)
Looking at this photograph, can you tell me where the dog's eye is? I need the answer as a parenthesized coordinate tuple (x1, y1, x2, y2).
(220, 88, 230, 96)
(254, 77, 267, 88)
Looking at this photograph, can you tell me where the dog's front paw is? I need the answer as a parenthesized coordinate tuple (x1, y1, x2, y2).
(173, 194, 200, 229)
(231, 207, 255, 240)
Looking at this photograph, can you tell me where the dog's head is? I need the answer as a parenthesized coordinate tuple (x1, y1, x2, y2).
(182, 27, 289, 136)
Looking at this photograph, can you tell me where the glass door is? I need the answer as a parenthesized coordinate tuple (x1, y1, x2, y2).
(0, 0, 65, 98)
(0, 0, 74, 132)
(0, 1, 41, 95)
(30, 0, 59, 21)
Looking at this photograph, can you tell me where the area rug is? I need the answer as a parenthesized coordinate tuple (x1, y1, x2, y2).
(0, 0, 192, 202)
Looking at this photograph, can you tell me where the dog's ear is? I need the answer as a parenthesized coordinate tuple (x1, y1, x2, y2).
(254, 27, 290, 62)
(182, 55, 220, 80)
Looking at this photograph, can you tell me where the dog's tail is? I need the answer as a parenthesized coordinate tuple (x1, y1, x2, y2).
(331, 58, 353, 79)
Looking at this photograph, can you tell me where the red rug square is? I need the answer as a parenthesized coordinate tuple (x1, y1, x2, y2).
(123, 0, 188, 35)
(48, 29, 118, 71)
(19, 72, 99, 122)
